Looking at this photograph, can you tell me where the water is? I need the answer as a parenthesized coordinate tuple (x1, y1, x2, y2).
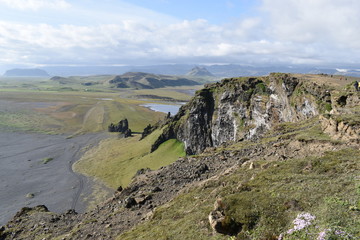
(141, 103, 184, 116)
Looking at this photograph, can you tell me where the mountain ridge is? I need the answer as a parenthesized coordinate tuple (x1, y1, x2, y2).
(108, 72, 200, 89)
(186, 66, 214, 77)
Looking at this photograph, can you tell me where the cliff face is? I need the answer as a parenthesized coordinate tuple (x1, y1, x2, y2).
(153, 73, 332, 155)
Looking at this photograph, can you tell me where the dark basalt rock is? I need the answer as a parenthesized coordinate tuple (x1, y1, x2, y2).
(152, 186, 162, 192)
(124, 197, 137, 208)
(141, 124, 155, 140)
(108, 119, 129, 133)
(123, 129, 132, 138)
(108, 118, 132, 138)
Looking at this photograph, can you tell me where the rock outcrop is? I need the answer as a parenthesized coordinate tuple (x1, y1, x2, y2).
(152, 73, 332, 155)
(320, 115, 360, 142)
(108, 119, 132, 137)
(209, 199, 241, 235)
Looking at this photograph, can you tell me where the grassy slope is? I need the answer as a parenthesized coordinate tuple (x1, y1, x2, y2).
(118, 117, 360, 240)
(133, 85, 202, 102)
(73, 130, 185, 189)
(118, 148, 359, 240)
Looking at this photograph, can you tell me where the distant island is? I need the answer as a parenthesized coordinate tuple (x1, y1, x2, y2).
(3, 68, 49, 77)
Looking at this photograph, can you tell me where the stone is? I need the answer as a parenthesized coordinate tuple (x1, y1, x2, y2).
(124, 197, 137, 208)
(134, 195, 152, 205)
(208, 199, 241, 236)
(249, 162, 255, 169)
(151, 186, 162, 192)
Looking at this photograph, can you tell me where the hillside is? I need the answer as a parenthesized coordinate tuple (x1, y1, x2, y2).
(186, 66, 214, 77)
(1, 73, 359, 240)
(3, 68, 49, 77)
(108, 72, 200, 89)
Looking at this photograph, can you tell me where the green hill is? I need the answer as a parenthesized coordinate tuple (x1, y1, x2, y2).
(108, 72, 201, 89)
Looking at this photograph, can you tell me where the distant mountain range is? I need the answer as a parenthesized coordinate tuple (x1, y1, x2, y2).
(3, 68, 49, 77)
(3, 65, 360, 78)
(41, 65, 360, 78)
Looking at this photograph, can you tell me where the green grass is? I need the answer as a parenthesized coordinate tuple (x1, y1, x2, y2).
(73, 130, 185, 189)
(0, 89, 165, 134)
(133, 85, 201, 102)
(332, 114, 360, 126)
(41, 157, 54, 164)
(0, 76, 199, 134)
(118, 147, 360, 240)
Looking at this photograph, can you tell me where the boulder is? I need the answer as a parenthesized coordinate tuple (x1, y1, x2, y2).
(124, 197, 137, 208)
(208, 199, 241, 236)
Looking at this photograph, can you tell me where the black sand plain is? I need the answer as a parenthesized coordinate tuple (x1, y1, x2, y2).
(0, 132, 111, 225)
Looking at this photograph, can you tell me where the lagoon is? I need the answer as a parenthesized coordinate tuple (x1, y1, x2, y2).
(141, 103, 184, 116)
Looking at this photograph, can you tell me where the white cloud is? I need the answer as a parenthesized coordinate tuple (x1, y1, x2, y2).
(261, 0, 360, 48)
(1, 0, 360, 66)
(0, 14, 347, 66)
(0, 0, 70, 10)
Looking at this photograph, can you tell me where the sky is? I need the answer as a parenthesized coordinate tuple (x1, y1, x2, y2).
(1, 0, 360, 70)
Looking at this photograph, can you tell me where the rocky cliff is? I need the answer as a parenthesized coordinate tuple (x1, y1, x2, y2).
(152, 73, 333, 155)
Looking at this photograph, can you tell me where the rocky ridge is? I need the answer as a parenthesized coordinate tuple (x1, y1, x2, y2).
(152, 73, 334, 155)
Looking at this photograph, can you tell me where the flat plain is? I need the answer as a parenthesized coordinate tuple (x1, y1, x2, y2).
(0, 75, 199, 225)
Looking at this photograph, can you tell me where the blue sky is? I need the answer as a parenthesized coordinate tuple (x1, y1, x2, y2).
(126, 0, 260, 24)
(0, 0, 360, 70)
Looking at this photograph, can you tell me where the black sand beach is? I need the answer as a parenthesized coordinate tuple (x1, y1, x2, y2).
(0, 132, 112, 226)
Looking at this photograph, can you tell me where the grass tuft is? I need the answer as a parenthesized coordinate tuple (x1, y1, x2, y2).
(41, 157, 54, 164)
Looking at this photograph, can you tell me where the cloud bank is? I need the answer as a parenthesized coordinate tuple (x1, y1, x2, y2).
(0, 0, 359, 67)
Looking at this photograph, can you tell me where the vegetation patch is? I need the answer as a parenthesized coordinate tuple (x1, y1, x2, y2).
(73, 130, 185, 189)
(41, 157, 54, 164)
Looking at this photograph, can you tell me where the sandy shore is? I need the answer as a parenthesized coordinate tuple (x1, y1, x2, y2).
(0, 132, 113, 226)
